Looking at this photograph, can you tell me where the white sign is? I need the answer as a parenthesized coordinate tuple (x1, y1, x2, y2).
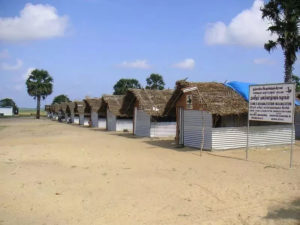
(249, 83, 295, 123)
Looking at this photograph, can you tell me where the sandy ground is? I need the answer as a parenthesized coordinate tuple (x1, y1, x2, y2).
(0, 117, 299, 225)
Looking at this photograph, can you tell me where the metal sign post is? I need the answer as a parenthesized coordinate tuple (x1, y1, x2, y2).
(247, 83, 295, 167)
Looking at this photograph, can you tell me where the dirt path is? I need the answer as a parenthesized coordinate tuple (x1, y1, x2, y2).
(0, 118, 299, 225)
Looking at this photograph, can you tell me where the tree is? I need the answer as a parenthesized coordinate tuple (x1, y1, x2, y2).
(261, 0, 300, 83)
(146, 73, 165, 90)
(0, 98, 18, 114)
(26, 69, 53, 119)
(113, 78, 141, 95)
(292, 75, 300, 91)
(52, 95, 70, 104)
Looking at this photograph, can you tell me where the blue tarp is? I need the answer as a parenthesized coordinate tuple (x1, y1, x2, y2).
(225, 81, 300, 106)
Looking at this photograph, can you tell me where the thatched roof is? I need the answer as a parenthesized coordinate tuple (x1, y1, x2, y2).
(60, 102, 68, 112)
(66, 102, 75, 112)
(101, 95, 129, 117)
(45, 105, 50, 112)
(53, 103, 62, 113)
(165, 80, 248, 116)
(85, 98, 102, 111)
(122, 89, 174, 117)
(74, 101, 86, 114)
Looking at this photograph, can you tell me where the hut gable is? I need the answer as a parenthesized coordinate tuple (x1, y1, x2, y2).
(61, 102, 68, 112)
(123, 89, 174, 117)
(102, 95, 127, 117)
(67, 102, 75, 112)
(53, 103, 61, 113)
(166, 81, 248, 116)
(74, 101, 86, 114)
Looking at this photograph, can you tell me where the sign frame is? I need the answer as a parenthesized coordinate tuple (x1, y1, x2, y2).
(246, 82, 295, 168)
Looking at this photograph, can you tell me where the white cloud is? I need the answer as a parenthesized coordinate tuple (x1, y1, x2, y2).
(119, 60, 150, 69)
(22, 67, 36, 80)
(173, 58, 195, 69)
(205, 0, 276, 47)
(0, 3, 68, 42)
(0, 49, 9, 58)
(253, 58, 275, 65)
(1, 59, 23, 70)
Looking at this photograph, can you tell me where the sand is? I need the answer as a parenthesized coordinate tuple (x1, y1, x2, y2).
(0, 117, 299, 225)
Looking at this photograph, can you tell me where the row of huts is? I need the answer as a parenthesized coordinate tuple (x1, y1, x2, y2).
(45, 81, 299, 151)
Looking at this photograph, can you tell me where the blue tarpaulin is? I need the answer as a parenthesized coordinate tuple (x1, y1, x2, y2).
(225, 81, 300, 106)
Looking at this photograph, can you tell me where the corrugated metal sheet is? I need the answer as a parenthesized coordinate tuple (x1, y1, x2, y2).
(150, 122, 176, 138)
(116, 119, 133, 132)
(91, 111, 98, 127)
(84, 117, 89, 126)
(98, 118, 106, 129)
(74, 116, 79, 124)
(79, 114, 84, 125)
(135, 109, 151, 137)
(107, 110, 116, 131)
(212, 125, 294, 150)
(183, 110, 212, 149)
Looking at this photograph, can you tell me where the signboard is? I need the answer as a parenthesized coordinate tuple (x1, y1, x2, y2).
(249, 83, 295, 123)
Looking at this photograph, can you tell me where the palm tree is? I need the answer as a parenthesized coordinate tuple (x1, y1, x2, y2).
(261, 0, 300, 82)
(26, 69, 53, 119)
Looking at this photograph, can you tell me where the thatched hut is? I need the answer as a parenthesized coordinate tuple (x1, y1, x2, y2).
(52, 103, 63, 121)
(121, 89, 176, 137)
(60, 102, 69, 122)
(99, 95, 132, 131)
(166, 81, 294, 150)
(66, 102, 76, 123)
(45, 105, 51, 118)
(74, 101, 87, 125)
(84, 98, 105, 128)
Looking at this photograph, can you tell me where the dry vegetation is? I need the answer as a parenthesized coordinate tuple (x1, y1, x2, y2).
(0, 117, 299, 225)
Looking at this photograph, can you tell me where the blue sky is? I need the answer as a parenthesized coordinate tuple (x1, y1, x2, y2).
(0, 0, 299, 108)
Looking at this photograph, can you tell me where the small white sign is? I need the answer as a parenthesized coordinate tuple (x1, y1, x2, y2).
(249, 83, 295, 123)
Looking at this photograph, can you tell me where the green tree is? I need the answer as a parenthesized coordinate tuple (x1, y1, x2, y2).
(113, 78, 141, 95)
(0, 98, 18, 114)
(261, 0, 300, 83)
(146, 73, 165, 90)
(52, 94, 70, 104)
(292, 75, 300, 91)
(26, 69, 53, 119)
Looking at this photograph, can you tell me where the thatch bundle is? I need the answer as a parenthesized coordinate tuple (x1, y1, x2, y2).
(165, 80, 248, 116)
(121, 89, 174, 117)
(100, 95, 129, 117)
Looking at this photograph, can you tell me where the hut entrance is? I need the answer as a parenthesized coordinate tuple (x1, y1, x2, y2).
(181, 110, 212, 149)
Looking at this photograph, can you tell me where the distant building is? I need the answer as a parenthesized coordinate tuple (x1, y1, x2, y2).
(0, 107, 13, 116)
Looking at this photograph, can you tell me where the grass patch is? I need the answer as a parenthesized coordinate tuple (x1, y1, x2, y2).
(18, 108, 46, 117)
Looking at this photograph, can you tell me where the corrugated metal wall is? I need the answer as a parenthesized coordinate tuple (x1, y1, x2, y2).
(116, 119, 133, 132)
(183, 110, 212, 149)
(98, 118, 106, 129)
(74, 116, 79, 124)
(0, 107, 13, 116)
(150, 122, 176, 138)
(212, 125, 294, 150)
(79, 114, 85, 125)
(107, 110, 116, 131)
(91, 111, 98, 127)
(135, 109, 151, 137)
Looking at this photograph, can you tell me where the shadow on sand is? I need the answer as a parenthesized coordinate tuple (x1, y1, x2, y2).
(264, 198, 300, 222)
